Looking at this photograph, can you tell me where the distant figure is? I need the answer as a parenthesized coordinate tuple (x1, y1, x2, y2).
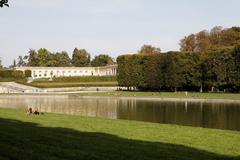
(27, 107, 33, 115)
(33, 108, 40, 115)
(27, 107, 44, 115)
(185, 91, 188, 96)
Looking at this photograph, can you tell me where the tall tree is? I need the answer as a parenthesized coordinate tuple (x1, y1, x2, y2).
(0, 57, 2, 68)
(180, 26, 240, 52)
(138, 45, 161, 54)
(180, 34, 196, 52)
(55, 51, 71, 67)
(72, 48, 91, 67)
(27, 49, 39, 66)
(37, 48, 53, 67)
(17, 56, 27, 67)
(195, 30, 211, 52)
(91, 54, 114, 67)
(13, 59, 16, 67)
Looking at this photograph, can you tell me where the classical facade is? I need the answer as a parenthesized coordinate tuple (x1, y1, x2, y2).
(15, 65, 117, 79)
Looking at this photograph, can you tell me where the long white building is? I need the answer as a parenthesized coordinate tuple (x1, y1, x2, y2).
(15, 65, 117, 79)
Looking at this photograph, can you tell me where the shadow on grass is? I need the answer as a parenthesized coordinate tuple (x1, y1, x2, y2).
(0, 118, 238, 160)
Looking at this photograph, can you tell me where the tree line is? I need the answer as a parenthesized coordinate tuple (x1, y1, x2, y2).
(180, 26, 240, 52)
(12, 48, 115, 68)
(117, 45, 240, 92)
(117, 26, 240, 92)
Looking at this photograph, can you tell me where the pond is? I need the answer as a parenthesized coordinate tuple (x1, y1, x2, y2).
(0, 95, 240, 131)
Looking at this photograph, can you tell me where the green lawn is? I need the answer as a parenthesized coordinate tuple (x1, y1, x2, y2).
(77, 91, 240, 100)
(26, 81, 118, 88)
(0, 108, 239, 160)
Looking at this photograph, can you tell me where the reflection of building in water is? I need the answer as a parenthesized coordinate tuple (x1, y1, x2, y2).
(1, 95, 240, 131)
(25, 96, 118, 119)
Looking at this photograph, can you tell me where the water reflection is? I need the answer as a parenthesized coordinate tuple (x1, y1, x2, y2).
(0, 95, 239, 131)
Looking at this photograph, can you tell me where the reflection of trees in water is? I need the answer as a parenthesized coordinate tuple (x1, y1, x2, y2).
(117, 99, 240, 131)
(1, 96, 240, 131)
(25, 97, 118, 119)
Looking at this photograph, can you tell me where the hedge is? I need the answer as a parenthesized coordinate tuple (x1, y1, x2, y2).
(32, 76, 117, 83)
(117, 45, 240, 92)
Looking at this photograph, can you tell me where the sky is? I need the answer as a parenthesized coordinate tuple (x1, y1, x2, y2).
(0, 0, 240, 67)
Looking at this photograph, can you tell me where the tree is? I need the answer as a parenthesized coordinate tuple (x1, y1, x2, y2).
(17, 56, 27, 67)
(27, 49, 39, 67)
(180, 34, 196, 52)
(37, 48, 56, 67)
(138, 45, 161, 54)
(180, 26, 240, 52)
(0, 57, 2, 68)
(72, 48, 91, 67)
(91, 54, 114, 67)
(195, 30, 211, 52)
(210, 26, 223, 46)
(55, 51, 71, 67)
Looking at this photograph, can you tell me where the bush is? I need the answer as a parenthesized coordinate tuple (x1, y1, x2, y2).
(25, 70, 32, 78)
(0, 69, 26, 82)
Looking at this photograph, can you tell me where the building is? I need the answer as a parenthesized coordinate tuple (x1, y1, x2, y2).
(15, 65, 117, 79)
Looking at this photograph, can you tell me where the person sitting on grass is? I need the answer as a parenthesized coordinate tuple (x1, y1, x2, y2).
(33, 108, 40, 115)
(27, 107, 33, 115)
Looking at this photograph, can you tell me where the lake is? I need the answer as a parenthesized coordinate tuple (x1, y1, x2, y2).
(0, 95, 239, 131)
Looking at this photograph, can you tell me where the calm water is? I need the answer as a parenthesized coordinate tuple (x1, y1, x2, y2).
(0, 95, 240, 131)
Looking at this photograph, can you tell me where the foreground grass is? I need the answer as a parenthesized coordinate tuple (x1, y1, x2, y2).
(0, 108, 239, 160)
(77, 91, 240, 100)
(26, 81, 118, 88)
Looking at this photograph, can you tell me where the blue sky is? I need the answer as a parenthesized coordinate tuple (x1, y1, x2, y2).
(1, 0, 240, 66)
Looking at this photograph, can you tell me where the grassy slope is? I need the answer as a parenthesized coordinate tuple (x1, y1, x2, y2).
(0, 108, 239, 160)
(77, 91, 240, 100)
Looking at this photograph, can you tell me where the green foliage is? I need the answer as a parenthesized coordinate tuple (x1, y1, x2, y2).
(17, 56, 27, 67)
(0, 69, 26, 82)
(72, 48, 91, 67)
(138, 44, 161, 54)
(24, 70, 32, 78)
(91, 54, 114, 67)
(117, 45, 240, 92)
(55, 51, 71, 67)
(52, 76, 116, 83)
(18, 48, 115, 68)
(27, 49, 39, 66)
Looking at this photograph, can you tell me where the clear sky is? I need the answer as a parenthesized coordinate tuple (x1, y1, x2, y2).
(1, 0, 240, 67)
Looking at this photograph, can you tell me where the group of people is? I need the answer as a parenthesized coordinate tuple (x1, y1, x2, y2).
(27, 107, 43, 115)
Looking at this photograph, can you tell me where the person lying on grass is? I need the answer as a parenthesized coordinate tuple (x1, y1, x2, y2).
(27, 107, 44, 115)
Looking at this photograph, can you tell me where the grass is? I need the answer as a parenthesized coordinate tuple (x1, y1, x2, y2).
(77, 91, 240, 100)
(0, 108, 239, 160)
(25, 81, 118, 88)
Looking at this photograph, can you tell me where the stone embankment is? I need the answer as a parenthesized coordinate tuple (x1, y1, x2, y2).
(0, 82, 120, 94)
(0, 82, 45, 93)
